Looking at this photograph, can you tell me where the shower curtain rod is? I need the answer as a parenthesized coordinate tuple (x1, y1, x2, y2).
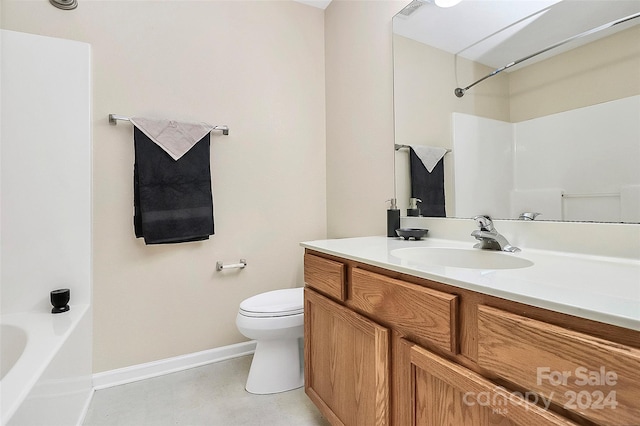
(454, 12, 640, 98)
(108, 114, 229, 135)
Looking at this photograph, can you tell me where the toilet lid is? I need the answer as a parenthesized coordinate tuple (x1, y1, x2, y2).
(239, 287, 304, 317)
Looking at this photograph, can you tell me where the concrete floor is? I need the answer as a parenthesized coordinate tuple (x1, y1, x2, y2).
(83, 355, 329, 426)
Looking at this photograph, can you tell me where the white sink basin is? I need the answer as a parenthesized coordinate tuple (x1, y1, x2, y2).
(390, 247, 534, 270)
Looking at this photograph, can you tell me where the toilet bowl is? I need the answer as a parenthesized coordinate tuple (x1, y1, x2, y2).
(236, 287, 304, 394)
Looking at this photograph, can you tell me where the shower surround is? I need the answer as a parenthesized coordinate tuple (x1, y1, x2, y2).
(0, 30, 92, 425)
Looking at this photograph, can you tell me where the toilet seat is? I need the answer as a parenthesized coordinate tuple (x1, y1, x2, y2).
(239, 288, 303, 318)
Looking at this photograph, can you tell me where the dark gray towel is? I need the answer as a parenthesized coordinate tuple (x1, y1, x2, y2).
(409, 147, 446, 217)
(134, 127, 214, 244)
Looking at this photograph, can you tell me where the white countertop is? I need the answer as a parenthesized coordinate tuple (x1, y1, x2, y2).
(301, 236, 640, 331)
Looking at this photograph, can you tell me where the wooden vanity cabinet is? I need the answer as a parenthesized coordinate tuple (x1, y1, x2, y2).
(303, 249, 640, 426)
(304, 288, 390, 426)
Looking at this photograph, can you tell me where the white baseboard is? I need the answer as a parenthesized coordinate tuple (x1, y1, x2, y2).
(92, 340, 256, 390)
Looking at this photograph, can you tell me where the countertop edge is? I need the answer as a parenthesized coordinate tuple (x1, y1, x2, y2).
(301, 238, 640, 331)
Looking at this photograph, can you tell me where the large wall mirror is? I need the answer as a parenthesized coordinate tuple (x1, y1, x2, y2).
(393, 0, 640, 223)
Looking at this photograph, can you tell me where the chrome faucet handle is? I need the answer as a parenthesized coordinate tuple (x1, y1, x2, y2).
(473, 215, 494, 231)
(519, 212, 541, 221)
(471, 215, 521, 252)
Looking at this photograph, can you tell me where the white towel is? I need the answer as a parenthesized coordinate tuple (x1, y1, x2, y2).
(130, 117, 214, 161)
(620, 185, 640, 223)
(409, 145, 448, 173)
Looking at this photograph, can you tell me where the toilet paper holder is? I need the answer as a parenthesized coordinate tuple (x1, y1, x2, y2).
(216, 259, 247, 271)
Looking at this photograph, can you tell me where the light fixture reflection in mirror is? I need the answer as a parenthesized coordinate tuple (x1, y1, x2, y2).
(392, 0, 640, 224)
(434, 0, 462, 8)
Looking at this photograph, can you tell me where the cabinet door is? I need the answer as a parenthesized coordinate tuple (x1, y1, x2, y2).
(409, 343, 577, 426)
(477, 305, 640, 426)
(305, 288, 390, 426)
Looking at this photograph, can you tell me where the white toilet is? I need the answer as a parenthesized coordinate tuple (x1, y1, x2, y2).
(236, 287, 304, 394)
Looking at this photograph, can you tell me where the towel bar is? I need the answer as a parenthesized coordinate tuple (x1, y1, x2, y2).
(216, 259, 247, 271)
(395, 144, 452, 153)
(562, 192, 620, 198)
(109, 114, 229, 135)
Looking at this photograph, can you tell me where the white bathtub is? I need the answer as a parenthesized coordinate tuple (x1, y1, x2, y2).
(0, 305, 92, 426)
(0, 325, 27, 381)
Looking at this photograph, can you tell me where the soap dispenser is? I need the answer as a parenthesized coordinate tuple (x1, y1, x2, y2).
(407, 198, 421, 217)
(387, 198, 400, 237)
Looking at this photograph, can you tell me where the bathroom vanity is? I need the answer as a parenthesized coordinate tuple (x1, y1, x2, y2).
(301, 237, 640, 426)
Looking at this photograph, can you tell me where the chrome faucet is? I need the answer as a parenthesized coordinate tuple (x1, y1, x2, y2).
(471, 215, 520, 252)
(519, 212, 541, 221)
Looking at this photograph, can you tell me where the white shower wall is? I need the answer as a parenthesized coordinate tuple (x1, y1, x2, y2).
(0, 30, 92, 314)
(514, 95, 640, 222)
(451, 112, 514, 219)
(452, 95, 640, 222)
(1, 29, 92, 426)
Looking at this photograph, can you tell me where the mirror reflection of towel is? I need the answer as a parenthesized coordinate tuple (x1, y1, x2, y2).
(410, 147, 446, 217)
(409, 145, 448, 172)
(134, 127, 214, 244)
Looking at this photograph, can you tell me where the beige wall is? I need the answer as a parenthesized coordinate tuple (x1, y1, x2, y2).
(393, 34, 511, 144)
(509, 25, 640, 122)
(2, 0, 425, 372)
(394, 23, 640, 128)
(393, 34, 510, 214)
(324, 0, 406, 238)
(2, 0, 326, 372)
(393, 23, 640, 215)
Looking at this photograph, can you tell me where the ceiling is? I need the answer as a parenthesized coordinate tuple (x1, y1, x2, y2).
(394, 0, 640, 70)
(294, 0, 332, 9)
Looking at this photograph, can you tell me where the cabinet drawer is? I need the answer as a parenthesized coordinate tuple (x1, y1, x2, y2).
(304, 253, 346, 301)
(410, 343, 577, 426)
(349, 268, 458, 354)
(477, 305, 640, 426)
